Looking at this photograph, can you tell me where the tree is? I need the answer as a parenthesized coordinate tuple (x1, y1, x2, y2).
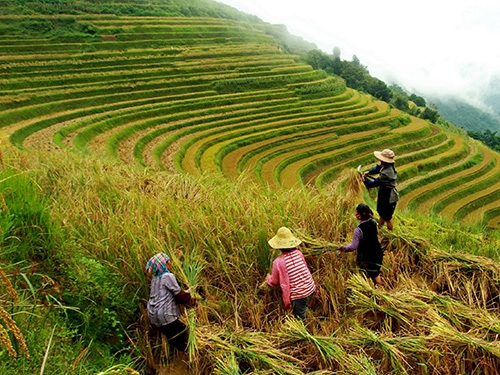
(304, 49, 331, 71)
(481, 129, 499, 149)
(331, 57, 342, 75)
(331, 48, 342, 75)
(389, 84, 407, 95)
(409, 94, 426, 107)
(365, 77, 392, 102)
(340, 60, 367, 89)
(420, 107, 439, 123)
(468, 129, 500, 151)
(352, 54, 361, 66)
(392, 95, 409, 112)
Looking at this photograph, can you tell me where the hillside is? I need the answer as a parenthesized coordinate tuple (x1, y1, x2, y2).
(484, 78, 500, 118)
(431, 96, 500, 133)
(2, 11, 500, 228)
(1, 1, 500, 374)
(0, 0, 259, 20)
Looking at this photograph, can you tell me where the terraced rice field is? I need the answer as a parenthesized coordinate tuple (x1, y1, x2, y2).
(2, 14, 500, 227)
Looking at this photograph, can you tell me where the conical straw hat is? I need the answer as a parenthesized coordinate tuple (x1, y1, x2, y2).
(268, 227, 302, 249)
(374, 149, 395, 163)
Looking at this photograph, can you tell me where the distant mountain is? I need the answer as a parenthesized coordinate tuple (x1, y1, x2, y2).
(430, 97, 500, 133)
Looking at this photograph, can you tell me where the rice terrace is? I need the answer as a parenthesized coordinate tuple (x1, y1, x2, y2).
(1, 1, 500, 375)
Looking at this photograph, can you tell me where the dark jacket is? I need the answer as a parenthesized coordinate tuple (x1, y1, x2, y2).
(357, 219, 383, 268)
(364, 164, 399, 220)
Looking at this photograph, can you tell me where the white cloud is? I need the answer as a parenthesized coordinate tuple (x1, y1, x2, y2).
(217, 0, 500, 108)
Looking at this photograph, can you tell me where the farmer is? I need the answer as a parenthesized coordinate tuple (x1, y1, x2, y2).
(338, 204, 384, 286)
(145, 252, 192, 354)
(264, 227, 316, 320)
(362, 149, 399, 230)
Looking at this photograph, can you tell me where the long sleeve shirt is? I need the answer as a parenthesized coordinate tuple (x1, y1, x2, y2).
(342, 219, 382, 268)
(147, 273, 181, 327)
(363, 164, 382, 188)
(341, 218, 374, 252)
(363, 164, 399, 206)
(266, 249, 316, 309)
(341, 225, 364, 252)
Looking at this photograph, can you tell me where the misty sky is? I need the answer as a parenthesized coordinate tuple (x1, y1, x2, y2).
(217, 0, 500, 111)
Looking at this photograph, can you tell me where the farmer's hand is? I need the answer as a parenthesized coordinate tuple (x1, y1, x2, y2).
(186, 296, 198, 309)
(259, 280, 268, 290)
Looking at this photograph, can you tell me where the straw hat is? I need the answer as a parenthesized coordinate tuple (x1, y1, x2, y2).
(268, 227, 302, 249)
(374, 149, 395, 163)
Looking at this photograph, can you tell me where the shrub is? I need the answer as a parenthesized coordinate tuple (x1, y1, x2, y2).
(61, 254, 137, 348)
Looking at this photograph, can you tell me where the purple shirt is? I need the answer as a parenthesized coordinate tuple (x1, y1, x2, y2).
(341, 219, 370, 252)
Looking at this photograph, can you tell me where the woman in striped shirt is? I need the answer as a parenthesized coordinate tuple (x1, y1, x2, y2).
(265, 227, 316, 320)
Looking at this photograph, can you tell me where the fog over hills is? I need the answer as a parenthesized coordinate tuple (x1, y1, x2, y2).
(217, 0, 500, 132)
(430, 95, 500, 133)
(483, 76, 500, 118)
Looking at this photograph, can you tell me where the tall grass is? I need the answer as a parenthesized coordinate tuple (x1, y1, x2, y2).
(0, 266, 29, 358)
(2, 139, 500, 374)
(2, 9, 500, 373)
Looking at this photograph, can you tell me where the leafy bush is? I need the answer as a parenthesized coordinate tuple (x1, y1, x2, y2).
(420, 107, 439, 123)
(61, 254, 137, 348)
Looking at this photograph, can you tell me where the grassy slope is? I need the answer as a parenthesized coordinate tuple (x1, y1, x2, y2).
(2, 7, 500, 227)
(1, 2, 500, 374)
(432, 96, 500, 133)
(1, 144, 500, 375)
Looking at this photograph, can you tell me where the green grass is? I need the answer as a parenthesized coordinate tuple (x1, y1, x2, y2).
(133, 92, 300, 165)
(211, 96, 374, 172)
(432, 166, 500, 216)
(3, 12, 500, 229)
(454, 187, 500, 221)
(107, 90, 298, 159)
(187, 101, 383, 172)
(292, 113, 419, 185)
(402, 148, 485, 210)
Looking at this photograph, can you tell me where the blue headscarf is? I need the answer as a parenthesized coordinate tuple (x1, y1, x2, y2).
(145, 252, 170, 276)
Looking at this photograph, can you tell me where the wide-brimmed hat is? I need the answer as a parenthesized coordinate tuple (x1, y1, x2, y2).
(268, 227, 302, 249)
(374, 149, 395, 163)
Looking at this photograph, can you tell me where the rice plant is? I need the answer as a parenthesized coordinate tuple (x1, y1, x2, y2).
(0, 267, 29, 358)
(2, 9, 500, 373)
(348, 322, 411, 374)
(280, 318, 346, 368)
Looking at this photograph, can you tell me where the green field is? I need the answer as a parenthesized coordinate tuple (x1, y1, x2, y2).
(2, 12, 499, 228)
(1, 2, 500, 375)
